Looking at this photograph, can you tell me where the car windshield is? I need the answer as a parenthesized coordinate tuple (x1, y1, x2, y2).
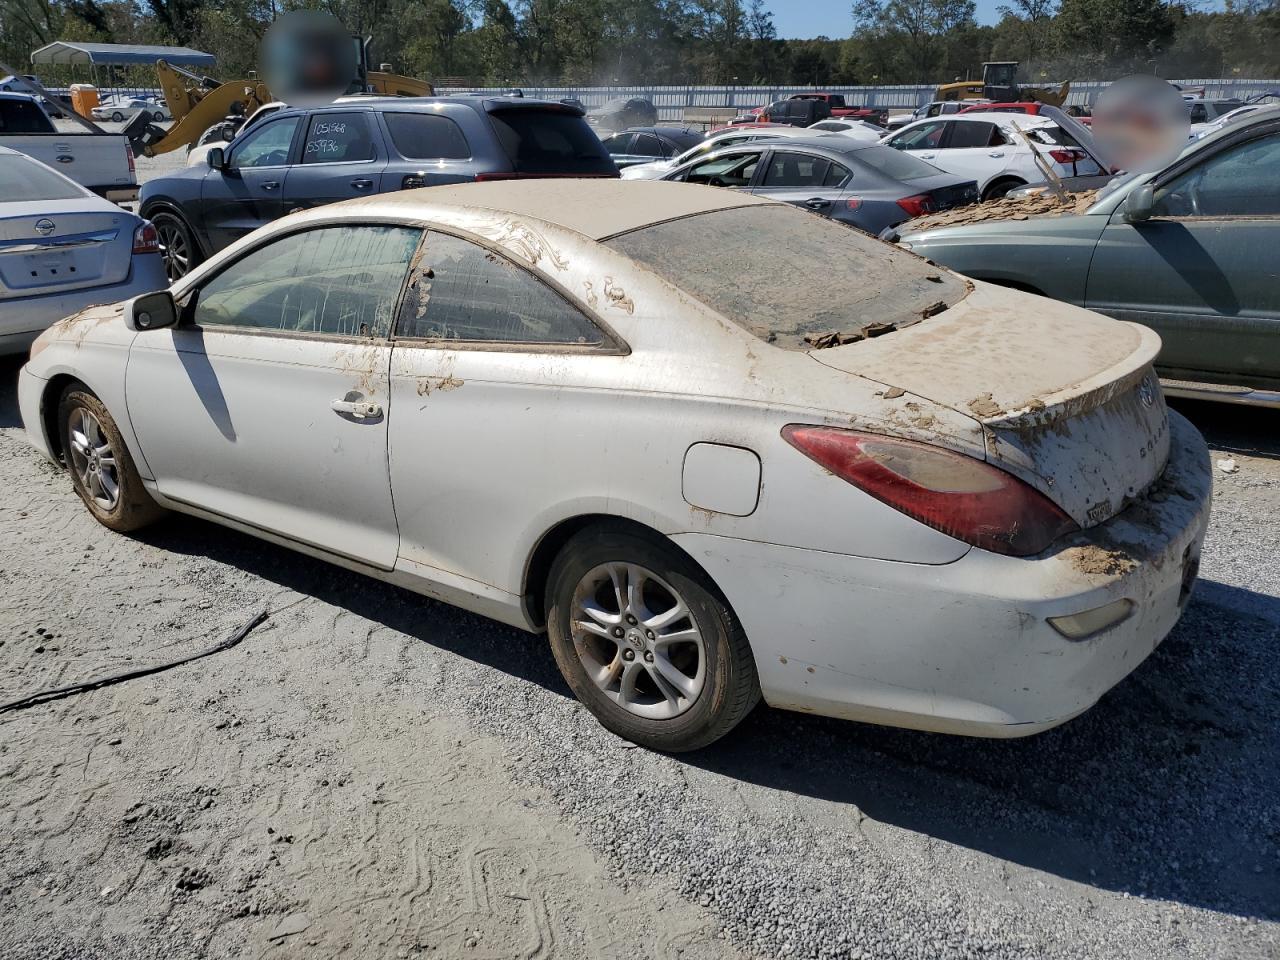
(606, 204, 968, 349)
(487, 107, 616, 174)
(853, 145, 945, 181)
(0, 154, 86, 200)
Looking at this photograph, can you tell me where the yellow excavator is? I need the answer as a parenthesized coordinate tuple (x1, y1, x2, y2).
(137, 50, 434, 158)
(936, 61, 1070, 106)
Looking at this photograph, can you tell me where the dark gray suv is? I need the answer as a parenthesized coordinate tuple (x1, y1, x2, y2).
(140, 96, 618, 279)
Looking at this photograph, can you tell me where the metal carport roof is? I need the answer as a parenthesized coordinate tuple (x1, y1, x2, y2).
(29, 42, 215, 68)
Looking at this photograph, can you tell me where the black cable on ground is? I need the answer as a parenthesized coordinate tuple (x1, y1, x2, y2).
(0, 609, 269, 715)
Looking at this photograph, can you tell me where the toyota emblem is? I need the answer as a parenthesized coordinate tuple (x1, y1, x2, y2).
(34, 218, 55, 237)
(1138, 375, 1156, 409)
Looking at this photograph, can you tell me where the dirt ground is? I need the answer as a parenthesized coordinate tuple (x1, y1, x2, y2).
(1, 351, 1278, 960)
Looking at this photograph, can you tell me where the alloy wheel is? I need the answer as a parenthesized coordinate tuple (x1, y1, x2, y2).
(67, 407, 120, 510)
(570, 562, 707, 720)
(155, 219, 191, 280)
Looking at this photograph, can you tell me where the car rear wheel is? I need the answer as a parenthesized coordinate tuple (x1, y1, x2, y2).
(981, 178, 1024, 202)
(58, 384, 165, 533)
(152, 211, 200, 281)
(111, 110, 123, 122)
(546, 527, 760, 752)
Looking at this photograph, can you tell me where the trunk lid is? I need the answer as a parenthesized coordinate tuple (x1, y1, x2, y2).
(0, 199, 135, 299)
(809, 281, 1170, 528)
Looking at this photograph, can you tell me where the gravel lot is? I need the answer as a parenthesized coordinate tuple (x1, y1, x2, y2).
(1, 356, 1277, 960)
(3, 141, 1279, 958)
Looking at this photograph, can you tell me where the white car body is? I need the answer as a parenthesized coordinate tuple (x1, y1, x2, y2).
(807, 118, 885, 142)
(91, 97, 170, 123)
(0, 93, 136, 200)
(0, 146, 165, 354)
(620, 127, 832, 180)
(882, 114, 1103, 198)
(19, 180, 1210, 741)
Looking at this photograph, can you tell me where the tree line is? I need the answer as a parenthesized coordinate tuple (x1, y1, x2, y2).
(2, 0, 1276, 91)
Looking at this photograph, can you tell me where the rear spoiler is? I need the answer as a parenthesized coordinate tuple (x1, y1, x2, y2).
(484, 97, 586, 118)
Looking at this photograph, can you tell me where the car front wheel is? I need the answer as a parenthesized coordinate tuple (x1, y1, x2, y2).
(546, 526, 760, 752)
(58, 384, 165, 532)
(111, 110, 123, 122)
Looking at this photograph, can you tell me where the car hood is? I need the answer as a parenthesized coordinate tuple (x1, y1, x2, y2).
(808, 281, 1170, 528)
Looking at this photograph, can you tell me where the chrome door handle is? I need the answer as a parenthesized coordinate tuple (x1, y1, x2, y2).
(261, 180, 280, 191)
(918, 153, 936, 159)
(988, 152, 1006, 158)
(331, 398, 383, 419)
(350, 178, 373, 190)
(804, 198, 830, 209)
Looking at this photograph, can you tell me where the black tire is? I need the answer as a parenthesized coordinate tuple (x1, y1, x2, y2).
(151, 210, 201, 281)
(981, 178, 1024, 202)
(545, 526, 760, 752)
(58, 383, 165, 533)
(111, 110, 123, 122)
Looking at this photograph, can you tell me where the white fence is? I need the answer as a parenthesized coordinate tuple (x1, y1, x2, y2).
(437, 78, 1280, 120)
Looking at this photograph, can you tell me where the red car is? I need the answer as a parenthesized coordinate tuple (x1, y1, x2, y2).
(959, 101, 1093, 124)
(789, 93, 888, 126)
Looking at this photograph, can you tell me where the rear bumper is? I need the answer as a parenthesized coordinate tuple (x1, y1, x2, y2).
(672, 410, 1212, 737)
(0, 255, 164, 356)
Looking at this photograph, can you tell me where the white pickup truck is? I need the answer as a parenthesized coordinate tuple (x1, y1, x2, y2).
(0, 91, 138, 203)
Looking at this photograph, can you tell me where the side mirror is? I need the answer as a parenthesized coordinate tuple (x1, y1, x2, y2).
(1124, 183, 1155, 223)
(207, 146, 226, 170)
(125, 290, 178, 332)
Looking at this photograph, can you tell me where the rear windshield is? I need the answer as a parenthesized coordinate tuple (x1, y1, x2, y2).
(0, 97, 52, 133)
(854, 145, 945, 181)
(607, 204, 968, 349)
(0, 154, 85, 200)
(488, 108, 617, 174)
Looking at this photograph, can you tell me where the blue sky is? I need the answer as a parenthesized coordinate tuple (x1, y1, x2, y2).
(768, 0, 1007, 37)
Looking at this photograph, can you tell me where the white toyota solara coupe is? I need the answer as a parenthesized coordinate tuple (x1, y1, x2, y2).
(19, 180, 1212, 752)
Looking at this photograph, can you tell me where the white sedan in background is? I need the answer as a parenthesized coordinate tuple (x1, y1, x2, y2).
(19, 180, 1210, 751)
(91, 97, 170, 123)
(883, 113, 1103, 200)
(620, 126, 832, 180)
(808, 118, 886, 142)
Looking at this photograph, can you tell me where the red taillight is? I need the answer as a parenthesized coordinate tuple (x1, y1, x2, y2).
(1048, 148, 1086, 164)
(896, 193, 936, 218)
(132, 221, 160, 255)
(781, 426, 1078, 556)
(126, 143, 136, 176)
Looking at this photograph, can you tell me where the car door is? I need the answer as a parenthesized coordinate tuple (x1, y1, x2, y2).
(282, 109, 385, 213)
(1085, 129, 1280, 386)
(387, 230, 623, 595)
(198, 113, 301, 253)
(935, 120, 1014, 190)
(748, 149, 845, 216)
(601, 132, 638, 167)
(379, 110, 476, 187)
(885, 119, 949, 164)
(126, 223, 423, 568)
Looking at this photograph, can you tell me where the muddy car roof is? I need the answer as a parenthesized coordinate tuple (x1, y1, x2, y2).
(361, 179, 774, 241)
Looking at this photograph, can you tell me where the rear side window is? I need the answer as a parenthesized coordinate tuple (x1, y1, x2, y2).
(384, 112, 470, 159)
(761, 152, 830, 187)
(946, 122, 1003, 148)
(302, 112, 374, 163)
(397, 232, 604, 345)
(0, 97, 51, 132)
(0, 154, 84, 200)
(853, 145, 945, 181)
(487, 108, 615, 175)
(606, 205, 967, 349)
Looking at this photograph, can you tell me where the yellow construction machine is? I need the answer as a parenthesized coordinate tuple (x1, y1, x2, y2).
(137, 54, 435, 158)
(936, 61, 1070, 106)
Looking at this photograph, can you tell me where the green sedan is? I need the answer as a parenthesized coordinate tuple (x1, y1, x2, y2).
(897, 107, 1280, 406)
